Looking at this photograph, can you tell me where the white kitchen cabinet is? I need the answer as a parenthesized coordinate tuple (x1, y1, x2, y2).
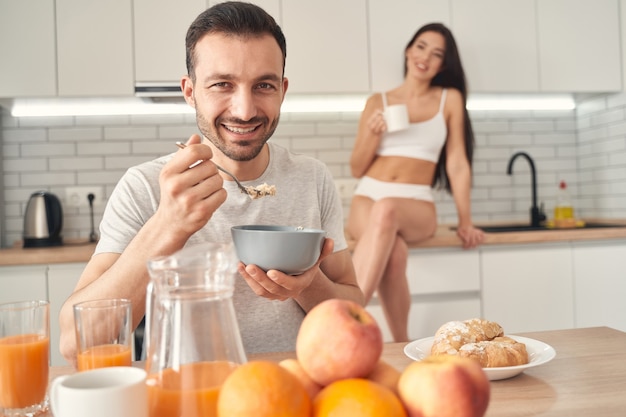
(537, 0, 622, 92)
(134, 0, 279, 86)
(133, 0, 207, 85)
(367, 248, 481, 342)
(281, 0, 369, 93)
(572, 241, 626, 332)
(368, 0, 451, 92)
(47, 263, 85, 366)
(0, 265, 48, 304)
(481, 243, 575, 333)
(451, 0, 539, 93)
(0, 0, 57, 97)
(56, 0, 134, 96)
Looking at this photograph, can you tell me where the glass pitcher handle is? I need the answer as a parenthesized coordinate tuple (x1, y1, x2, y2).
(143, 281, 155, 363)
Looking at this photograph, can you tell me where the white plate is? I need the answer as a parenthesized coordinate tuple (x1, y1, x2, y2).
(403, 335, 556, 381)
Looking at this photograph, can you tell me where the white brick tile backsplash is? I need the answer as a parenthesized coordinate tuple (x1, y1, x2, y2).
(292, 136, 341, 151)
(21, 172, 76, 186)
(3, 174, 19, 187)
(274, 123, 316, 136)
(3, 128, 47, 142)
(75, 115, 130, 126)
(510, 120, 555, 132)
(130, 114, 187, 125)
(315, 122, 359, 135)
(4, 158, 48, 172)
(591, 108, 625, 126)
(607, 122, 626, 137)
(18, 116, 73, 127)
(79, 170, 126, 185)
(77, 142, 130, 155)
(576, 97, 608, 115)
(104, 126, 157, 140)
(157, 124, 199, 140)
(104, 155, 156, 170)
(50, 157, 104, 171)
(49, 127, 102, 141)
(21, 143, 75, 157)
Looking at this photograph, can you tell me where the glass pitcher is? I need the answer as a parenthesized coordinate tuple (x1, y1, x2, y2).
(144, 242, 247, 417)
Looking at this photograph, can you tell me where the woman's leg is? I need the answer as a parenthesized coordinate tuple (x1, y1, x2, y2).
(377, 236, 410, 342)
(349, 198, 399, 302)
(349, 196, 437, 340)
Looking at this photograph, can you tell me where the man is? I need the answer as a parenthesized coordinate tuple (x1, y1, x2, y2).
(59, 1, 362, 363)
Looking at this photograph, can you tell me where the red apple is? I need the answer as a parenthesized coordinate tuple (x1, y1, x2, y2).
(398, 355, 490, 417)
(279, 358, 324, 399)
(296, 298, 383, 386)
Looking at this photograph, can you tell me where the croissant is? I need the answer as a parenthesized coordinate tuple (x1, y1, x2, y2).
(458, 336, 529, 367)
(430, 319, 529, 367)
(430, 319, 504, 356)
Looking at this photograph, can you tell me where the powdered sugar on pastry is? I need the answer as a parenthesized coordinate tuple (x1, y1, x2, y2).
(431, 319, 504, 356)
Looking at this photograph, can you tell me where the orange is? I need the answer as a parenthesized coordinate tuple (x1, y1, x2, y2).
(313, 378, 407, 417)
(217, 360, 311, 417)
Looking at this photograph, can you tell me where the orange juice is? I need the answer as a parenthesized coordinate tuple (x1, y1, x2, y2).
(76, 343, 132, 371)
(146, 361, 238, 417)
(0, 334, 49, 409)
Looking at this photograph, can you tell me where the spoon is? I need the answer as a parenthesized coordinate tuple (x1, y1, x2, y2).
(175, 142, 276, 199)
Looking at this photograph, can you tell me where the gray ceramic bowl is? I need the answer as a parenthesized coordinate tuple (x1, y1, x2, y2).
(231, 225, 326, 275)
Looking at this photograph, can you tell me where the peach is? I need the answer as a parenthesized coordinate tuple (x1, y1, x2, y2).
(296, 299, 383, 386)
(279, 358, 324, 399)
(398, 355, 490, 417)
(367, 359, 401, 395)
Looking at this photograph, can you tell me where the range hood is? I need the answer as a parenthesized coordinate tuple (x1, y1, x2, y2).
(135, 82, 184, 101)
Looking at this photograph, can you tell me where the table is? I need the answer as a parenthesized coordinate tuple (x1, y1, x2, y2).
(47, 327, 626, 416)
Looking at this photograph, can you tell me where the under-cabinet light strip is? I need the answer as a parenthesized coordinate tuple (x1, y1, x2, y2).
(9, 94, 575, 117)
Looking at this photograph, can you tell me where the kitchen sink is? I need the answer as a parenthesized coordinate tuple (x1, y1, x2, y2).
(465, 222, 626, 233)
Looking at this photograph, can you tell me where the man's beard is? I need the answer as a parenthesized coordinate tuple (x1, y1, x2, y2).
(196, 111, 280, 162)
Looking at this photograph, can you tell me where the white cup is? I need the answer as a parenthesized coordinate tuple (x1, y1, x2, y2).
(384, 104, 410, 132)
(50, 367, 147, 417)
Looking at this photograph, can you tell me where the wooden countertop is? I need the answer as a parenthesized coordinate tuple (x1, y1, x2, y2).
(0, 240, 97, 266)
(354, 218, 626, 250)
(46, 327, 626, 417)
(2, 218, 625, 266)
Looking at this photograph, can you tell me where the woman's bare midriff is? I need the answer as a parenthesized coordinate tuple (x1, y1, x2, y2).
(365, 156, 436, 185)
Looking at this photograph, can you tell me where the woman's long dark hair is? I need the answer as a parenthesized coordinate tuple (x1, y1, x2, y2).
(404, 23, 475, 193)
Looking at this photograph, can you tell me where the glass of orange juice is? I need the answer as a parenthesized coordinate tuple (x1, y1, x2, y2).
(0, 300, 50, 416)
(73, 298, 132, 371)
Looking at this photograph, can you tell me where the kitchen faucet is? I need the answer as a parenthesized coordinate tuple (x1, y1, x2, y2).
(506, 151, 546, 227)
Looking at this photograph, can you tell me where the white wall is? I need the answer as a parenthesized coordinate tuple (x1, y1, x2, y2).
(2, 94, 626, 248)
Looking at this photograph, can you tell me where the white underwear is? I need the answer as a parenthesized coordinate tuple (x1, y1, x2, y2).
(353, 176, 434, 202)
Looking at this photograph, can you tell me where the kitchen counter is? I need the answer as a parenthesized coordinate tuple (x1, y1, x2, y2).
(2, 218, 626, 266)
(0, 240, 97, 266)
(346, 218, 626, 250)
(417, 218, 626, 248)
(46, 327, 626, 417)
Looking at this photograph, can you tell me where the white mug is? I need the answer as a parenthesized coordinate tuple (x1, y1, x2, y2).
(50, 367, 147, 417)
(384, 103, 410, 132)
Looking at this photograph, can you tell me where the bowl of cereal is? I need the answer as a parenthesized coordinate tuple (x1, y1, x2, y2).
(231, 225, 326, 275)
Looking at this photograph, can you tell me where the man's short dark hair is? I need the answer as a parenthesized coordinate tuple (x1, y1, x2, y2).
(185, 1, 287, 81)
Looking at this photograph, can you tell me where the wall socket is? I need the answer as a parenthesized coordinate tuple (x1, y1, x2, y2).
(65, 186, 104, 208)
(334, 178, 359, 199)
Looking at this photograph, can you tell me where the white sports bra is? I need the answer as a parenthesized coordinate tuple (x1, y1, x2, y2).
(377, 89, 448, 163)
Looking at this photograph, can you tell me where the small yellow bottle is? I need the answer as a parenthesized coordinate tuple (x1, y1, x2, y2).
(554, 180, 574, 220)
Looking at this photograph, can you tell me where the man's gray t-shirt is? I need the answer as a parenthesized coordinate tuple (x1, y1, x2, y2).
(95, 142, 347, 354)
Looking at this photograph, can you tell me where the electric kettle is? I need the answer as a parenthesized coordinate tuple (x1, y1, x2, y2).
(23, 191, 63, 248)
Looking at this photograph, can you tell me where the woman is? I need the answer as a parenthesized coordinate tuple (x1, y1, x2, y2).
(347, 23, 484, 342)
